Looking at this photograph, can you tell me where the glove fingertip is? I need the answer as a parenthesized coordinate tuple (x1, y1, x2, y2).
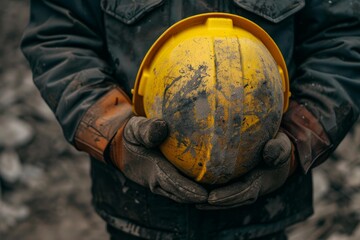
(186, 192, 208, 203)
(208, 190, 229, 205)
(175, 181, 209, 203)
(263, 132, 292, 167)
(135, 118, 168, 148)
(147, 119, 169, 145)
(262, 143, 278, 166)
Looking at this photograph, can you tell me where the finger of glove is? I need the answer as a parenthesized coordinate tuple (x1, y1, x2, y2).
(119, 144, 207, 203)
(155, 159, 208, 203)
(124, 116, 168, 148)
(263, 132, 292, 167)
(196, 201, 254, 210)
(207, 171, 262, 206)
(151, 187, 188, 204)
(258, 160, 291, 196)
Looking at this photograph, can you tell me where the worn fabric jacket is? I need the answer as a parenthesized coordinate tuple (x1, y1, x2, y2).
(22, 0, 360, 239)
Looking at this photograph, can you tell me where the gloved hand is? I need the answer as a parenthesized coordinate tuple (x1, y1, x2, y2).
(74, 88, 208, 204)
(108, 116, 208, 203)
(197, 132, 296, 210)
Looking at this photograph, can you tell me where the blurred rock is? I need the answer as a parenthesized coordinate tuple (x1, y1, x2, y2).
(0, 88, 17, 110)
(15, 71, 35, 97)
(0, 200, 29, 233)
(2, 68, 19, 86)
(352, 224, 360, 239)
(19, 164, 45, 189)
(354, 123, 360, 141)
(350, 193, 360, 213)
(0, 149, 22, 185)
(334, 122, 360, 163)
(14, 71, 55, 122)
(335, 161, 351, 178)
(0, 116, 34, 147)
(328, 234, 351, 240)
(313, 169, 330, 203)
(346, 166, 360, 188)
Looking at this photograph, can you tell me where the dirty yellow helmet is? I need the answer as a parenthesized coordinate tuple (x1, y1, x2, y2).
(132, 13, 290, 185)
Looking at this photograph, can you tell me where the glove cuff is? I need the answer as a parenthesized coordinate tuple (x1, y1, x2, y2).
(281, 100, 332, 173)
(74, 87, 133, 161)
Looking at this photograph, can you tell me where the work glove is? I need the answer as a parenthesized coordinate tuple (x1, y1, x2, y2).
(74, 88, 208, 203)
(108, 116, 208, 203)
(197, 132, 296, 210)
(197, 99, 332, 210)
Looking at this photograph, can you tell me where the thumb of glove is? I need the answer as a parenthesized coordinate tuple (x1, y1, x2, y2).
(124, 116, 169, 148)
(263, 132, 292, 167)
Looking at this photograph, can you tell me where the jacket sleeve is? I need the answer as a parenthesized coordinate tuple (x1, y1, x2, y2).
(21, 0, 132, 160)
(283, 0, 360, 172)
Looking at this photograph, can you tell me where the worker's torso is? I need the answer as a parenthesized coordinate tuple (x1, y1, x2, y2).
(89, 1, 314, 239)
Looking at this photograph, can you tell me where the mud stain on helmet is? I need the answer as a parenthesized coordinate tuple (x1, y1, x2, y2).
(162, 64, 212, 157)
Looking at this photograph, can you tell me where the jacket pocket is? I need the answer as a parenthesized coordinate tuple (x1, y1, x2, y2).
(101, 0, 165, 24)
(233, 0, 305, 23)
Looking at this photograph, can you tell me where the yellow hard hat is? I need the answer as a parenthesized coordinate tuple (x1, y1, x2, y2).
(132, 13, 290, 185)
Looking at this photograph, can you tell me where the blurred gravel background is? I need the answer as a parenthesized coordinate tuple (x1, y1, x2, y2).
(0, 1, 359, 239)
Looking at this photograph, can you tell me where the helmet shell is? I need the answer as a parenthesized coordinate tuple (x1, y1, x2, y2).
(132, 13, 290, 184)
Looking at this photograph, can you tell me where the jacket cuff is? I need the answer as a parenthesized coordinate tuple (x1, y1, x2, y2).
(281, 100, 333, 173)
(74, 87, 133, 161)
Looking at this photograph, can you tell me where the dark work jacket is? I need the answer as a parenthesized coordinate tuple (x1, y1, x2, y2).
(22, 0, 360, 239)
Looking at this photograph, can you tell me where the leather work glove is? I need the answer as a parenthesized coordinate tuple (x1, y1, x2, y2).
(74, 88, 208, 203)
(197, 132, 296, 210)
(196, 100, 332, 210)
(108, 116, 208, 203)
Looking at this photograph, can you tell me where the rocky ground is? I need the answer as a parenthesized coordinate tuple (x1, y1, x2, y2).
(0, 1, 359, 240)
